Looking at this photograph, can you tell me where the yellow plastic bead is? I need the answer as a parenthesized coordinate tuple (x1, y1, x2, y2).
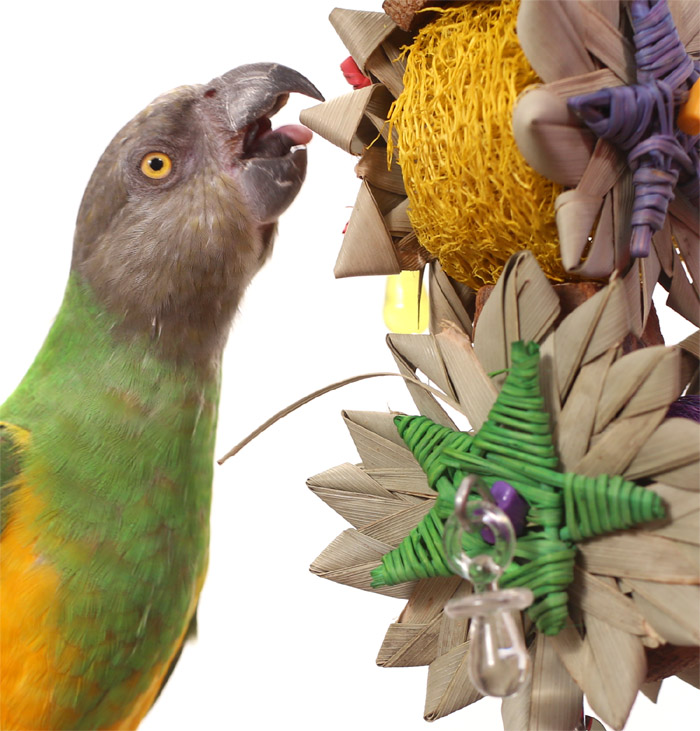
(678, 78, 700, 136)
(383, 270, 429, 334)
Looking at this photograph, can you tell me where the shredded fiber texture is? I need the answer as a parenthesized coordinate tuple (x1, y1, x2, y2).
(388, 2, 567, 288)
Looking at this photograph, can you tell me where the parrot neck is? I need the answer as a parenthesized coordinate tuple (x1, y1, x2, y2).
(6, 273, 224, 421)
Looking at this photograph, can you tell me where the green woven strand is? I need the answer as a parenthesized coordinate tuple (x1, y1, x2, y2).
(374, 340, 667, 638)
(371, 503, 467, 586)
(472, 341, 558, 470)
(560, 472, 666, 542)
(527, 592, 570, 636)
(394, 415, 473, 489)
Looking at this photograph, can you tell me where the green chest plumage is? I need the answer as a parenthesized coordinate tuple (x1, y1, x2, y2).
(1, 274, 220, 720)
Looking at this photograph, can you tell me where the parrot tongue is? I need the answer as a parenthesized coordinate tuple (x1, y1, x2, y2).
(274, 124, 313, 145)
(242, 119, 313, 159)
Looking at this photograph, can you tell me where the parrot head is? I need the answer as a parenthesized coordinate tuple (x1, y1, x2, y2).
(70, 63, 323, 364)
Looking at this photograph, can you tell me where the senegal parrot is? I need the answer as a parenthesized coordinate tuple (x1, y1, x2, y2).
(0, 63, 322, 730)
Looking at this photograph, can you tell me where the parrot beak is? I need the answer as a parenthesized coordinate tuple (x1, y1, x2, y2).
(208, 63, 324, 225)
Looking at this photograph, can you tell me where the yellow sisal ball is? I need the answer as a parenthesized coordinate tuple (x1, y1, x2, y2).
(388, 2, 567, 289)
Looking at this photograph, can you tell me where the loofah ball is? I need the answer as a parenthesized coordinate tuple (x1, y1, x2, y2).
(388, 2, 568, 289)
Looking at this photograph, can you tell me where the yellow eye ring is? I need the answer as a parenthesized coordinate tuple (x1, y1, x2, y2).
(140, 152, 173, 179)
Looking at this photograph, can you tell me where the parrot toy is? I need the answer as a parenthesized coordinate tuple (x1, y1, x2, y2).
(0, 63, 322, 730)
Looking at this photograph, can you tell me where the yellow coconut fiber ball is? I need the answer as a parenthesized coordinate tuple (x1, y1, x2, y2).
(388, 2, 567, 289)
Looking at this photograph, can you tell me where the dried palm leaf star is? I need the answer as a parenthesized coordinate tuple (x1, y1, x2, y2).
(371, 341, 666, 636)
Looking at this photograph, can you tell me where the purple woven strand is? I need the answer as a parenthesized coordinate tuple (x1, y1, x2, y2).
(631, 0, 694, 89)
(666, 395, 700, 423)
(568, 0, 699, 259)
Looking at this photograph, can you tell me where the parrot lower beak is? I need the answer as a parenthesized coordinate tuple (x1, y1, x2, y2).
(207, 63, 324, 225)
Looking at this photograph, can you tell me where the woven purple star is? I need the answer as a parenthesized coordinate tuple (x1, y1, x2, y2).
(568, 0, 699, 258)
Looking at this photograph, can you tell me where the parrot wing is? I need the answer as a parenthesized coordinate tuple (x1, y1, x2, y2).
(0, 422, 28, 535)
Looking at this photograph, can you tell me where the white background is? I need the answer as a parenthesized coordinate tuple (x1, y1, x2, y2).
(1, 2, 697, 729)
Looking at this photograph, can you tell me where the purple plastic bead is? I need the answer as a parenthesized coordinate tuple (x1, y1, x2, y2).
(481, 481, 529, 545)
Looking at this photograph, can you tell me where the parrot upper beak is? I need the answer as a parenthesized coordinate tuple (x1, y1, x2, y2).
(207, 63, 324, 225)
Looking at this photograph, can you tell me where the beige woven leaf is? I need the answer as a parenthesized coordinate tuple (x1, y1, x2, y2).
(435, 325, 497, 430)
(678, 329, 700, 358)
(428, 262, 474, 337)
(544, 67, 624, 99)
(627, 580, 700, 646)
(473, 252, 560, 379)
(569, 567, 651, 636)
(329, 8, 397, 75)
(669, 0, 700, 46)
(555, 348, 616, 469)
(619, 349, 683, 419)
(342, 415, 415, 470)
(386, 334, 458, 428)
(529, 634, 583, 731)
(364, 467, 432, 496)
(376, 614, 442, 667)
(365, 37, 408, 99)
(308, 462, 395, 499)
(582, 611, 647, 730)
(537, 330, 562, 423)
(310, 528, 414, 598)
(553, 277, 630, 397)
(517, 0, 596, 82)
(334, 180, 401, 278)
(651, 482, 700, 521)
(502, 633, 583, 731)
(361, 500, 434, 547)
(579, 533, 700, 584)
(577, 407, 668, 475)
(561, 191, 616, 276)
(554, 139, 629, 277)
(383, 197, 411, 235)
(354, 145, 406, 195)
(668, 247, 700, 328)
(376, 577, 462, 667)
(623, 246, 661, 337)
(345, 409, 409, 447)
(587, 0, 620, 27)
(436, 581, 472, 657)
(580, 1, 635, 83)
(653, 216, 675, 277)
(300, 84, 380, 156)
(652, 510, 700, 545)
(512, 87, 596, 186)
(640, 679, 662, 702)
(549, 617, 590, 689)
(650, 482, 700, 544)
(387, 334, 455, 397)
(362, 84, 395, 143)
(625, 418, 700, 485)
(307, 486, 411, 529)
(400, 576, 463, 624)
(424, 641, 482, 721)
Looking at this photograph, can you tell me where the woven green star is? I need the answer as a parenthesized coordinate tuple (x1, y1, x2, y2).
(370, 340, 666, 635)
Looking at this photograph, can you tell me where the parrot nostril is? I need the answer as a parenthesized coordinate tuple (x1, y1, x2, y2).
(204, 88, 217, 98)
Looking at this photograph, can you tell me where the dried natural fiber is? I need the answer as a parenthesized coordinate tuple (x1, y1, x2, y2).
(306, 251, 699, 730)
(386, 3, 566, 288)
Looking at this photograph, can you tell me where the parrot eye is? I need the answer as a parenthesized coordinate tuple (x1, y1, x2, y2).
(140, 152, 173, 179)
